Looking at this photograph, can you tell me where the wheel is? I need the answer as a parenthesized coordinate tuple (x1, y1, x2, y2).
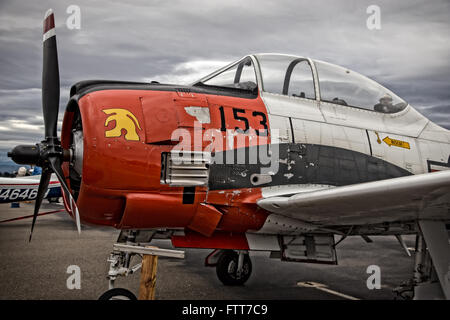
(98, 288, 137, 300)
(216, 251, 252, 286)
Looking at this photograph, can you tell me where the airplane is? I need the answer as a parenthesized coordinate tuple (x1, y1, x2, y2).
(0, 173, 62, 204)
(6, 9, 450, 300)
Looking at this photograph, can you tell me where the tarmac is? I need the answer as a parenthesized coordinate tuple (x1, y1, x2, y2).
(0, 201, 415, 300)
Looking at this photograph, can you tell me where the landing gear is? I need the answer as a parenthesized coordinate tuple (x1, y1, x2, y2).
(394, 221, 450, 300)
(99, 230, 185, 300)
(103, 230, 142, 296)
(98, 288, 137, 300)
(47, 197, 60, 203)
(216, 250, 252, 286)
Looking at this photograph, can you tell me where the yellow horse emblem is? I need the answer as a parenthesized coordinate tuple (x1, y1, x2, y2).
(103, 108, 142, 141)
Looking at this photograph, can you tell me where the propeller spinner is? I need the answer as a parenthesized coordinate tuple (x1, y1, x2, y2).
(7, 9, 81, 240)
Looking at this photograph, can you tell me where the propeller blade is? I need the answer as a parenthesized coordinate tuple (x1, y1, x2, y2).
(8, 10, 80, 240)
(29, 168, 52, 242)
(42, 9, 60, 139)
(48, 156, 81, 234)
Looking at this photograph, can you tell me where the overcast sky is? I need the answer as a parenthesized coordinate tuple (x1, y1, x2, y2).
(0, 0, 449, 169)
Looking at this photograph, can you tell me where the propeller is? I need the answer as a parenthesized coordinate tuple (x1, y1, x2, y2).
(7, 9, 81, 241)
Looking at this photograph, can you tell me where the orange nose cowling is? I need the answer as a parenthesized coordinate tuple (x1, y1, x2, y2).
(61, 90, 200, 228)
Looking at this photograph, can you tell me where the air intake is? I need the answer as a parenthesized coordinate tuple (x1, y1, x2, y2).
(160, 151, 210, 187)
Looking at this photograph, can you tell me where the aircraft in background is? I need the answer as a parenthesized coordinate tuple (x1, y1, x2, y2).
(0, 173, 61, 204)
(6, 9, 450, 299)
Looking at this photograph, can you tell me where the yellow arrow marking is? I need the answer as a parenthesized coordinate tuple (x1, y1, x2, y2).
(375, 132, 382, 144)
(382, 136, 410, 149)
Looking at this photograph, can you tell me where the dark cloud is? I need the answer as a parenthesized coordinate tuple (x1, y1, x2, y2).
(0, 0, 449, 168)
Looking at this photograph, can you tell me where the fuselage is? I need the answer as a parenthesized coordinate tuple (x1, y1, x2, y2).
(60, 54, 450, 234)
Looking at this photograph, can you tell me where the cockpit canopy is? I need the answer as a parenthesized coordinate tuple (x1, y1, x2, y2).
(195, 56, 258, 93)
(193, 54, 407, 114)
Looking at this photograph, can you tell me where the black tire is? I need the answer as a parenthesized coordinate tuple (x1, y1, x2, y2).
(216, 251, 252, 286)
(98, 288, 137, 300)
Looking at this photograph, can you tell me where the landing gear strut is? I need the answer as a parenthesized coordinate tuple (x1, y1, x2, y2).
(394, 221, 450, 300)
(99, 230, 184, 300)
(216, 250, 252, 286)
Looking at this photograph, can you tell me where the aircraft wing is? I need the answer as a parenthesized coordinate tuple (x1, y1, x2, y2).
(257, 170, 450, 226)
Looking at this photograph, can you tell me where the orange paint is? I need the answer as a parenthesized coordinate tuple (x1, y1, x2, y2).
(61, 88, 271, 240)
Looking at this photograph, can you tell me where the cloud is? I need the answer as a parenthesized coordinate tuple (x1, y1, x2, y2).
(143, 60, 231, 85)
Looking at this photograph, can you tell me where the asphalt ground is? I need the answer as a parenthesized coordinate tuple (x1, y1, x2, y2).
(0, 201, 415, 300)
